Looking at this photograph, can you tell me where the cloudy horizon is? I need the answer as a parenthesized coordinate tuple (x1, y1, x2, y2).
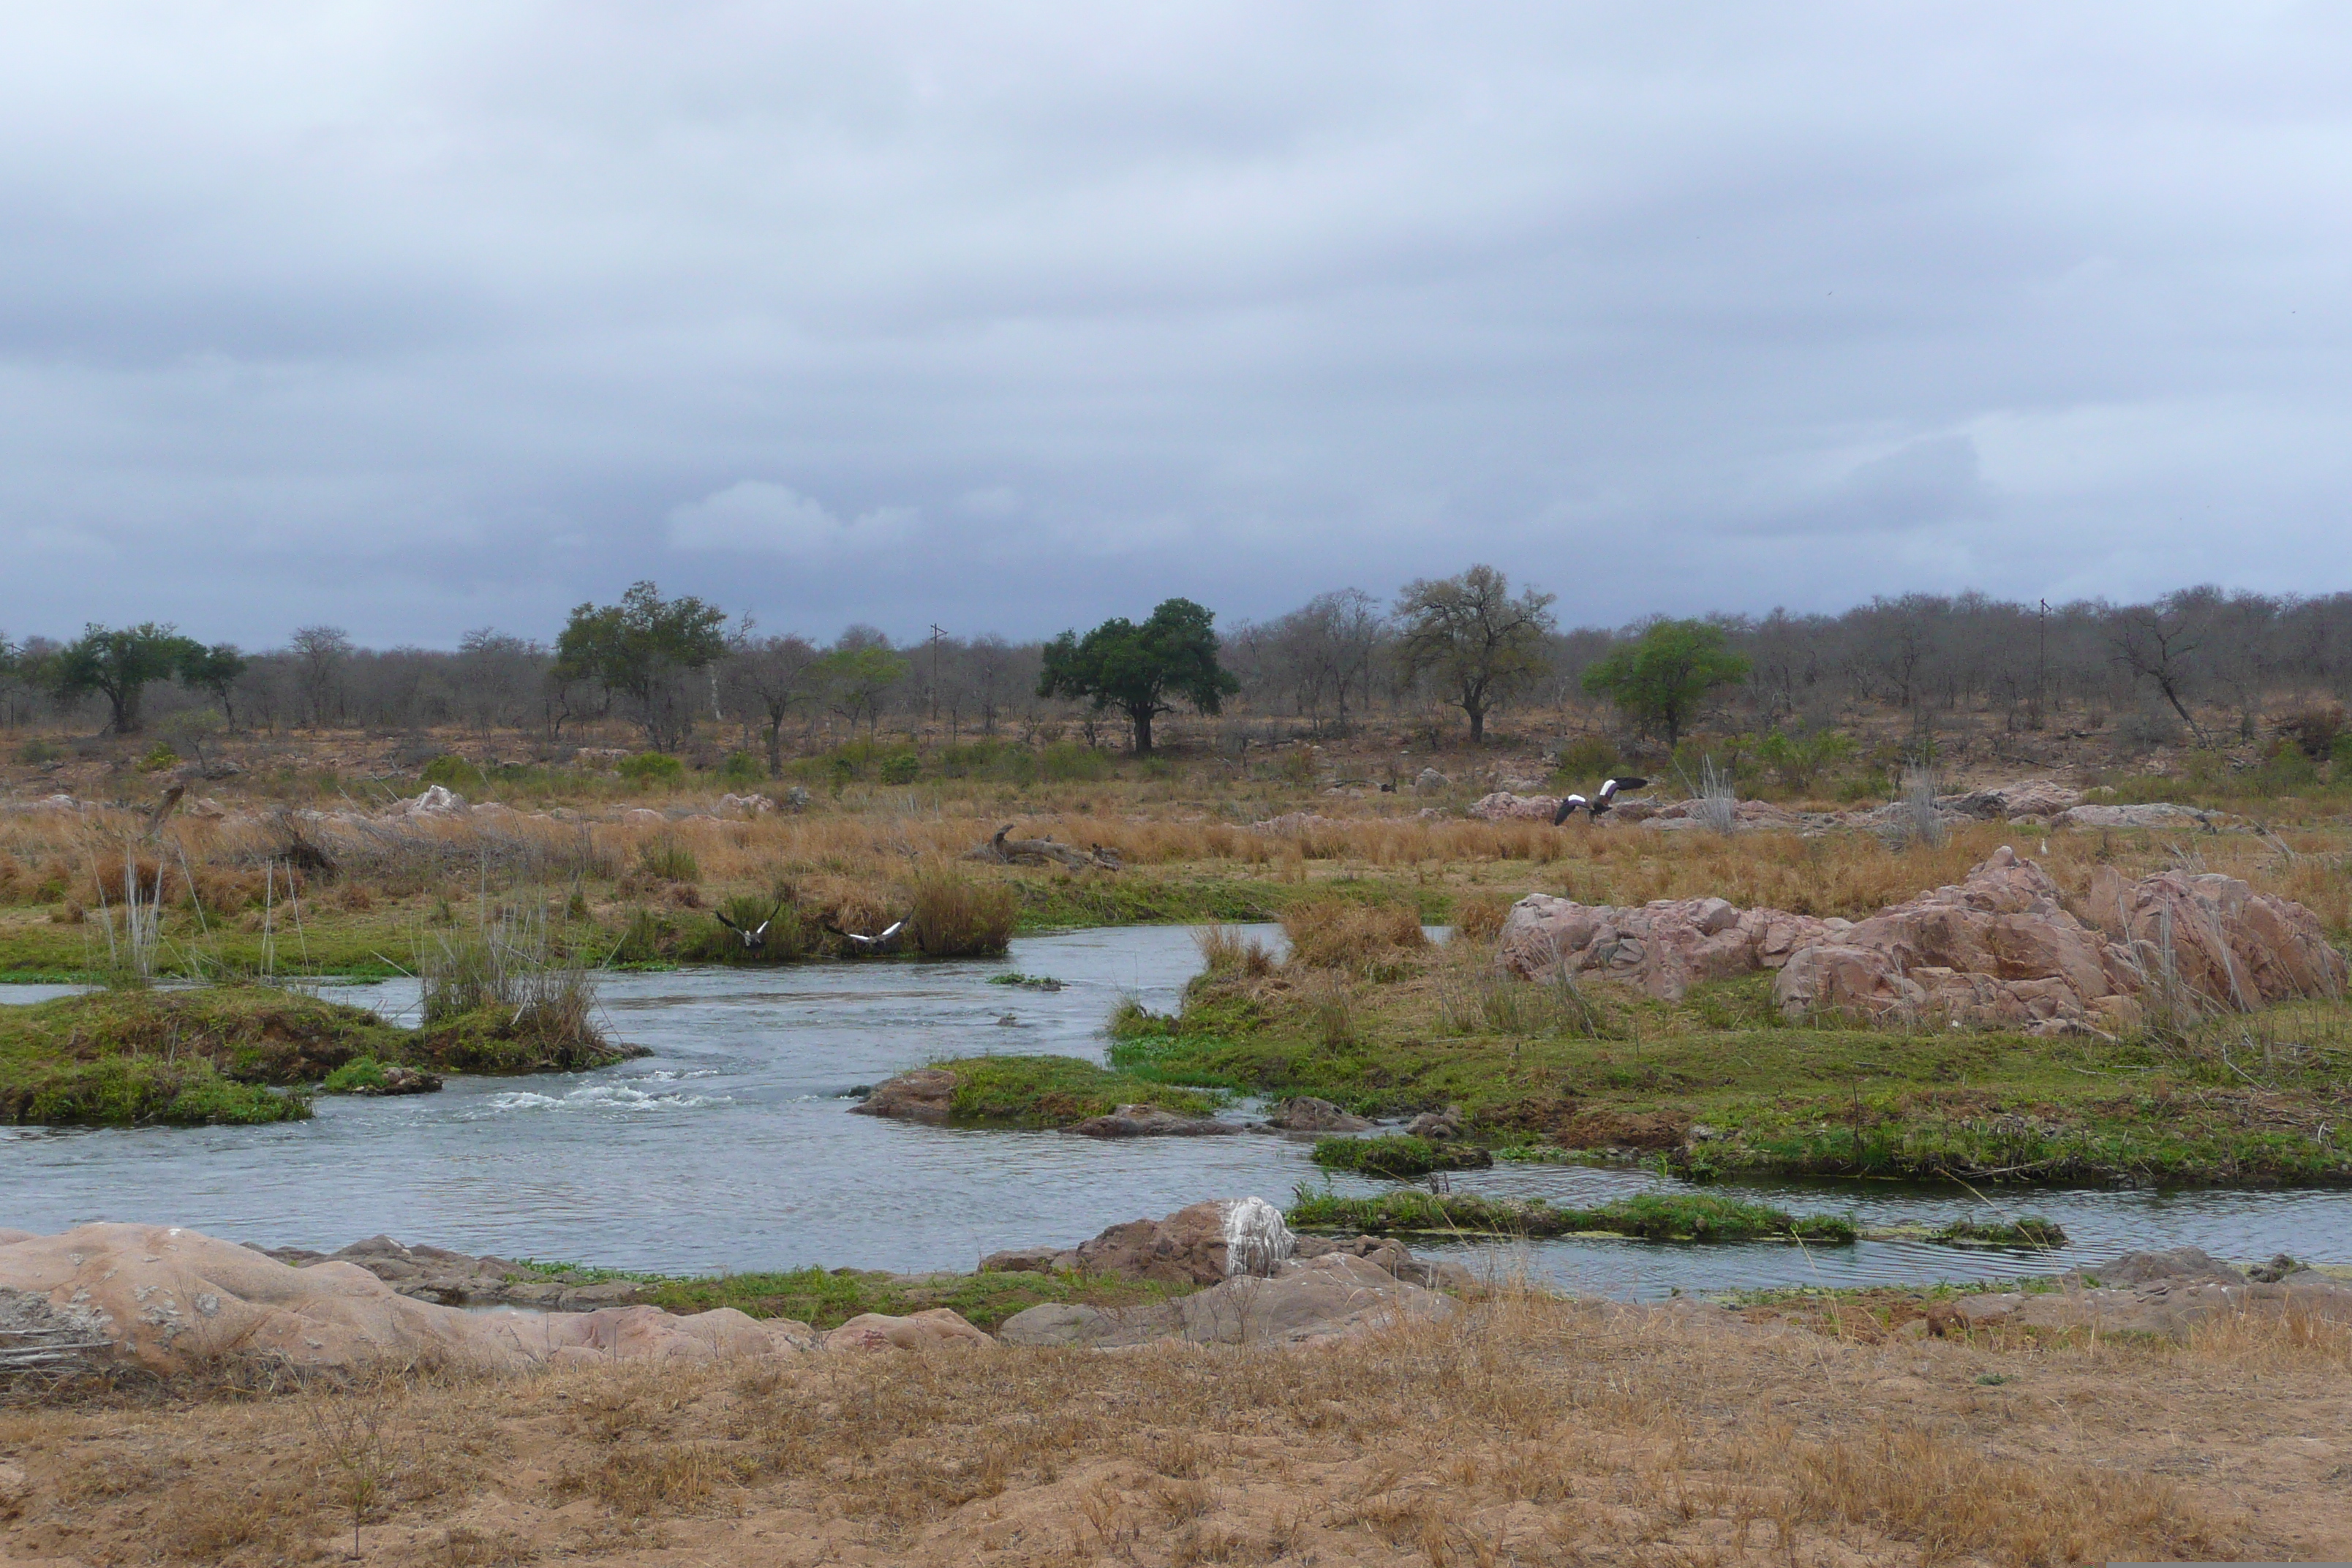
(4, 4, 2349, 650)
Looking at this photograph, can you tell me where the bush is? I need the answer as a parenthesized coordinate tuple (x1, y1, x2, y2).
(715, 750, 765, 786)
(910, 869, 1018, 957)
(320, 1057, 388, 1093)
(1041, 740, 1110, 782)
(136, 742, 179, 772)
(636, 835, 701, 883)
(1551, 734, 1619, 783)
(678, 890, 809, 964)
(1280, 897, 1428, 972)
(878, 750, 921, 785)
(15, 739, 64, 765)
(618, 752, 687, 788)
(420, 754, 487, 791)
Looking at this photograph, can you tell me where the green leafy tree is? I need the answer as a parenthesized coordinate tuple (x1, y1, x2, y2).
(812, 644, 911, 739)
(553, 581, 732, 751)
(1036, 598, 1239, 754)
(1581, 619, 1751, 747)
(178, 643, 249, 728)
(52, 622, 205, 734)
(1393, 565, 1556, 744)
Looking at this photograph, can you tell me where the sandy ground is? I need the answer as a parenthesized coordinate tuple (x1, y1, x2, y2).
(2, 1292, 2348, 1567)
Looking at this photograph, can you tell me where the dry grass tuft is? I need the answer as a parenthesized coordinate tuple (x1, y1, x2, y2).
(1280, 897, 1428, 970)
(1194, 924, 1275, 978)
(908, 866, 1018, 957)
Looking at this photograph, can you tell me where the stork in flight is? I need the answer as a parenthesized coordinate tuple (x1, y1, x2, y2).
(714, 899, 787, 953)
(826, 917, 908, 952)
(1551, 776, 1651, 826)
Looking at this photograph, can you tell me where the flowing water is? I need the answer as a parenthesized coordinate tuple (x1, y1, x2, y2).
(4, 928, 2344, 1300)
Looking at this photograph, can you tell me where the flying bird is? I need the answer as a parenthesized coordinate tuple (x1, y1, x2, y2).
(714, 900, 785, 952)
(827, 918, 908, 951)
(1551, 776, 1651, 826)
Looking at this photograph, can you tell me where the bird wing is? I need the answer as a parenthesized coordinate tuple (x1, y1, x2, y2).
(1600, 776, 1650, 802)
(714, 911, 742, 932)
(1551, 794, 1587, 826)
(753, 920, 771, 938)
(878, 920, 905, 941)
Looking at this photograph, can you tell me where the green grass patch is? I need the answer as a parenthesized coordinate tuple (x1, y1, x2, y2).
(0, 1055, 307, 1126)
(1287, 1186, 1858, 1243)
(1309, 1134, 1494, 1179)
(1928, 1215, 2068, 1248)
(508, 1259, 1193, 1333)
(319, 1055, 391, 1093)
(931, 1053, 1222, 1126)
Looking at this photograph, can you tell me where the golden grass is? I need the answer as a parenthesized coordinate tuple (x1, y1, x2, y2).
(1279, 897, 1428, 970)
(7, 1288, 2336, 1566)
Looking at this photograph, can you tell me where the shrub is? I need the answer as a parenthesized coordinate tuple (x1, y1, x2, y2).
(636, 835, 701, 883)
(15, 739, 64, 765)
(618, 752, 687, 788)
(715, 750, 766, 786)
(1280, 897, 1428, 971)
(1551, 733, 1619, 783)
(678, 890, 808, 964)
(320, 1057, 388, 1093)
(1040, 740, 1109, 782)
(136, 742, 179, 772)
(878, 750, 921, 785)
(910, 869, 1018, 957)
(419, 754, 487, 791)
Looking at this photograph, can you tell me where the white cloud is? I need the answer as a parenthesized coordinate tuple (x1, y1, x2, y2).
(666, 482, 917, 557)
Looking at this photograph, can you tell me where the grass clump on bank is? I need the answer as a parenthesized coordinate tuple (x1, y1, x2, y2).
(1928, 1215, 2068, 1248)
(1310, 1134, 1494, 1178)
(567, 1265, 1195, 1333)
(1289, 1186, 1858, 1243)
(0, 984, 404, 1126)
(931, 1053, 1223, 1126)
(412, 909, 641, 1072)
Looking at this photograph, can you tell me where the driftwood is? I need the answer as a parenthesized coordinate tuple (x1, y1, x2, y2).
(143, 783, 186, 836)
(965, 824, 1123, 872)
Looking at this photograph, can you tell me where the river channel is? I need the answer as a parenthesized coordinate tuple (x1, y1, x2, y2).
(4, 925, 2343, 1299)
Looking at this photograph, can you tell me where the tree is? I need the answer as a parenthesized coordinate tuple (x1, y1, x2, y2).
(178, 643, 249, 728)
(812, 642, 909, 739)
(1580, 618, 1751, 747)
(553, 581, 732, 751)
(52, 622, 204, 734)
(725, 631, 821, 773)
(1037, 598, 1239, 754)
(1393, 565, 1556, 744)
(2109, 590, 2217, 747)
(287, 625, 353, 730)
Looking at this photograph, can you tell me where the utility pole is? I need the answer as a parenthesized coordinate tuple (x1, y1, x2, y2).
(928, 625, 946, 728)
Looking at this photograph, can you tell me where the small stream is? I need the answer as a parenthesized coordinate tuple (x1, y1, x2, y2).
(4, 927, 2343, 1300)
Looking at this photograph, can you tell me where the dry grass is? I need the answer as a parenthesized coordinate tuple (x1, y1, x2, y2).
(1280, 897, 1428, 970)
(908, 867, 1018, 957)
(4, 1289, 2342, 1566)
(1194, 924, 1275, 978)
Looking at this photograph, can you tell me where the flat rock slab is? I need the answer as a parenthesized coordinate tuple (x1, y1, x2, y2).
(999, 1254, 1458, 1349)
(1068, 1104, 1237, 1137)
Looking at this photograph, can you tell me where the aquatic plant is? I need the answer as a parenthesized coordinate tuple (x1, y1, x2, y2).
(1288, 1187, 1858, 1244)
(1309, 1134, 1493, 1179)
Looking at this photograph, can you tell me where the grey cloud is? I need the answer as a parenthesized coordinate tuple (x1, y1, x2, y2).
(2, 4, 2349, 647)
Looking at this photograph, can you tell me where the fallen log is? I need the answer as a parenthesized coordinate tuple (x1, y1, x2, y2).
(965, 824, 1123, 871)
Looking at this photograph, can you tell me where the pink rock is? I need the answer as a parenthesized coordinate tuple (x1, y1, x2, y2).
(1469, 792, 1560, 821)
(1496, 894, 1847, 1001)
(821, 1308, 991, 1352)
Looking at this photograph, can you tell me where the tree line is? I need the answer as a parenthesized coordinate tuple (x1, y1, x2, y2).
(4, 575, 2351, 764)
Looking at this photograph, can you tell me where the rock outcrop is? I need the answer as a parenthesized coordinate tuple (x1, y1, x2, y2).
(821, 1308, 991, 1353)
(850, 1068, 958, 1123)
(0, 1224, 812, 1376)
(1496, 894, 1849, 1002)
(1942, 1247, 2352, 1340)
(2051, 802, 2219, 830)
(1067, 1104, 1237, 1138)
(1500, 846, 2345, 1029)
(981, 1199, 1470, 1297)
(998, 1252, 1459, 1349)
(1468, 792, 1559, 822)
(263, 1235, 651, 1311)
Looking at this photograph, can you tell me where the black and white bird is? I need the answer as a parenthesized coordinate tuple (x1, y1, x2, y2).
(713, 900, 785, 953)
(1551, 776, 1651, 826)
(832, 918, 908, 951)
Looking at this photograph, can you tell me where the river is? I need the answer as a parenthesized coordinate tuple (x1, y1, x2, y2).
(4, 926, 2342, 1299)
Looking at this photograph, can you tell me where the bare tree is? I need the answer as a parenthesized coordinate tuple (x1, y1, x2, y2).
(2110, 592, 2215, 747)
(725, 632, 821, 775)
(287, 625, 353, 731)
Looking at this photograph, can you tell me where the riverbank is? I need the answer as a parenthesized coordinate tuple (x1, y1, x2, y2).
(3, 1235, 2346, 1566)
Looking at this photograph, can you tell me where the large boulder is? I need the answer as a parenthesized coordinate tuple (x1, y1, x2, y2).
(2051, 802, 2218, 829)
(821, 1308, 991, 1353)
(850, 1068, 958, 1123)
(1000, 1254, 1460, 1349)
(1496, 893, 1849, 1001)
(0, 1224, 812, 1376)
(1938, 780, 2083, 820)
(2078, 864, 2349, 1010)
(1070, 1198, 1297, 1285)
(1468, 791, 1560, 822)
(1774, 848, 2142, 1032)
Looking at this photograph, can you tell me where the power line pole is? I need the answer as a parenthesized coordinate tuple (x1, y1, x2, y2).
(928, 625, 946, 727)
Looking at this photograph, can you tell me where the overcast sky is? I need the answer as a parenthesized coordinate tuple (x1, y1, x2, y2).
(4, 4, 2349, 650)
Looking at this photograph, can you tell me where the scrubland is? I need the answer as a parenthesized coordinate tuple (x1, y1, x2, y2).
(4, 1281, 2348, 1566)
